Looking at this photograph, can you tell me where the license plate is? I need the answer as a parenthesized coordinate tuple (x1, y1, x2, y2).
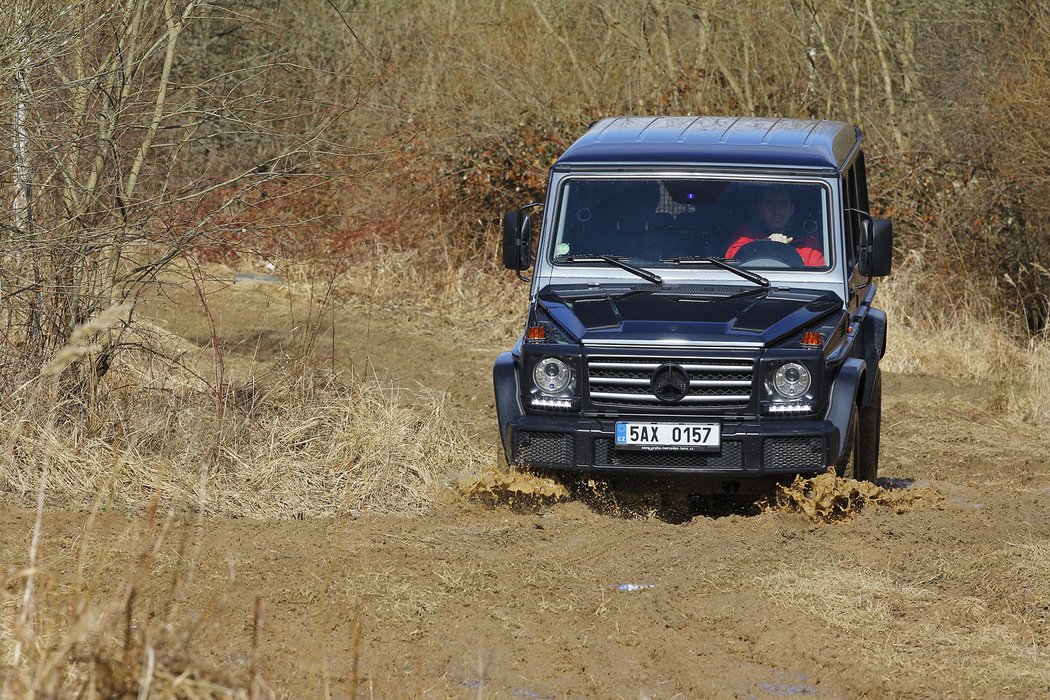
(614, 422, 721, 451)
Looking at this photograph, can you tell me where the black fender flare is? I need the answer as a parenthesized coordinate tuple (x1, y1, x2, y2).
(860, 308, 886, 406)
(826, 357, 865, 465)
(493, 352, 523, 454)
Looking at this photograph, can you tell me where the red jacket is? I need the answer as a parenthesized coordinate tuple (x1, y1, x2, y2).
(725, 227, 826, 267)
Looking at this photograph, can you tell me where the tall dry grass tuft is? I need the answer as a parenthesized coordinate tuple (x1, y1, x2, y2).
(0, 277, 489, 519)
(878, 251, 1050, 421)
(878, 251, 1015, 381)
(1, 506, 258, 698)
(340, 241, 526, 344)
(0, 368, 484, 519)
(39, 303, 132, 378)
(1012, 336, 1050, 422)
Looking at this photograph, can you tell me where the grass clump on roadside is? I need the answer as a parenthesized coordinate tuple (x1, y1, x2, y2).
(0, 374, 482, 519)
(0, 304, 485, 519)
(878, 253, 1050, 421)
(760, 549, 1050, 692)
(1, 500, 268, 698)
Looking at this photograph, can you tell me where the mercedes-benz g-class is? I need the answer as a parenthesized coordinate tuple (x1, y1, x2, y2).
(494, 116, 892, 492)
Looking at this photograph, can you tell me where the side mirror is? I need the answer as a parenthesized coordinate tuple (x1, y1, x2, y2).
(502, 210, 532, 271)
(867, 217, 893, 277)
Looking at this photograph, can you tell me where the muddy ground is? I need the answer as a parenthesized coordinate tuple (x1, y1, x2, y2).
(2, 278, 1048, 698)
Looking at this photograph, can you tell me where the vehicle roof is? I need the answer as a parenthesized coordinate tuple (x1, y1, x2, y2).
(554, 116, 862, 172)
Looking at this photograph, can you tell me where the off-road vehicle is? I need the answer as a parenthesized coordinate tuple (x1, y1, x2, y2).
(494, 116, 892, 492)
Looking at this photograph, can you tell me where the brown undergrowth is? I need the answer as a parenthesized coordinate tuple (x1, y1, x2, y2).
(879, 253, 1050, 421)
(0, 286, 487, 519)
(0, 377, 475, 519)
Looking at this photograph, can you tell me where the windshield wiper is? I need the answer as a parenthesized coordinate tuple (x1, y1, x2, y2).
(560, 254, 662, 285)
(660, 255, 769, 288)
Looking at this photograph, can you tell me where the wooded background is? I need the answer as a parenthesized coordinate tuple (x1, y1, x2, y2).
(3, 0, 1050, 393)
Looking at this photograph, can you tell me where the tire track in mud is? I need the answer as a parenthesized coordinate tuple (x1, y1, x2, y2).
(313, 308, 1050, 697)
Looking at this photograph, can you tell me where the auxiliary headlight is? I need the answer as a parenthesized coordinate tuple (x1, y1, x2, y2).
(773, 362, 811, 399)
(533, 357, 571, 394)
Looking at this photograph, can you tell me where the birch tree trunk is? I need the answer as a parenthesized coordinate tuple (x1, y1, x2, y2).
(864, 0, 905, 149)
(11, 0, 42, 349)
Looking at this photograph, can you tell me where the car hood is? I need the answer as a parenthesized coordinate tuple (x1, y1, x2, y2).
(536, 284, 844, 347)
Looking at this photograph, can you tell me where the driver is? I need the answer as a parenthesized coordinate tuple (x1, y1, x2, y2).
(725, 187, 825, 266)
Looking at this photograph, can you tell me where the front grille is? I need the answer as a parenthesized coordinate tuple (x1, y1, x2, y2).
(763, 437, 824, 470)
(587, 356, 755, 410)
(513, 431, 574, 467)
(593, 438, 743, 469)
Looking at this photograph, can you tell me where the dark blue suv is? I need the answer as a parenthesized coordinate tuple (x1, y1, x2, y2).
(495, 116, 892, 492)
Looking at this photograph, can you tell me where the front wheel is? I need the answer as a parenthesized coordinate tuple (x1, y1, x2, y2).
(856, 371, 882, 482)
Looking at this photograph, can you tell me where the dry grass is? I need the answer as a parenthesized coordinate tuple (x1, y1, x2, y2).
(879, 252, 1050, 421)
(0, 294, 488, 519)
(1012, 338, 1050, 421)
(0, 375, 483, 519)
(879, 255, 1016, 381)
(1, 503, 260, 698)
(335, 241, 526, 346)
(761, 554, 1050, 692)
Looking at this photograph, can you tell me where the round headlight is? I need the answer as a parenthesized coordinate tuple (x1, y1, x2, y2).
(773, 362, 811, 398)
(533, 357, 571, 394)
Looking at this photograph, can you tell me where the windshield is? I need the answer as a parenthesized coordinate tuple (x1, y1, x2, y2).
(552, 177, 831, 270)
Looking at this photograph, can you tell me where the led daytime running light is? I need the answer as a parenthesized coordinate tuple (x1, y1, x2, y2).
(767, 402, 815, 413)
(531, 397, 573, 409)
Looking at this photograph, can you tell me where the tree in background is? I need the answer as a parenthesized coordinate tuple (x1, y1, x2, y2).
(0, 0, 371, 401)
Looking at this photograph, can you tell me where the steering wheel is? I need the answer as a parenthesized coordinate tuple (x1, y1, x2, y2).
(733, 239, 804, 268)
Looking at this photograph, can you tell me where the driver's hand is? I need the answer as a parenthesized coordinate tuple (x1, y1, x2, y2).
(768, 233, 794, 244)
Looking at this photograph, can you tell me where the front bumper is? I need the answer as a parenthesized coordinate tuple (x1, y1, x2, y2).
(503, 414, 838, 477)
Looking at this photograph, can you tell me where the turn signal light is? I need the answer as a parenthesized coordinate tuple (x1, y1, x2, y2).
(801, 331, 824, 347)
(525, 325, 546, 342)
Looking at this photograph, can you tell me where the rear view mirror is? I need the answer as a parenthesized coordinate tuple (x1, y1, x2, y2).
(502, 211, 532, 271)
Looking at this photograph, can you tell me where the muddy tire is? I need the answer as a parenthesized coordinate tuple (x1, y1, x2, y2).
(856, 370, 882, 483)
(836, 403, 859, 479)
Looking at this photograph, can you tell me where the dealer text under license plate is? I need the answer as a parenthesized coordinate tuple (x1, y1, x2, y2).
(615, 422, 721, 451)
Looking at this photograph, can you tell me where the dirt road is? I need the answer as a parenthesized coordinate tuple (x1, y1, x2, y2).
(2, 280, 1048, 698)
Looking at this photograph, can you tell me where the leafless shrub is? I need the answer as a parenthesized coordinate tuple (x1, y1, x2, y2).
(0, 0, 373, 401)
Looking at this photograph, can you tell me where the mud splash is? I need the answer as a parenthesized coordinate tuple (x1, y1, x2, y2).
(768, 471, 943, 522)
(456, 465, 570, 504)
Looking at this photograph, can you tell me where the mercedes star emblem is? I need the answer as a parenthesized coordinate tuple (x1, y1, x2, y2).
(650, 363, 690, 402)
